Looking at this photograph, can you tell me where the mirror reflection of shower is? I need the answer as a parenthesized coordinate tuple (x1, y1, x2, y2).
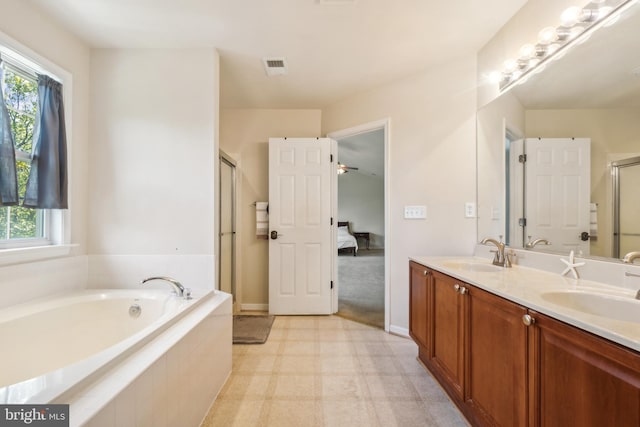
(613, 156, 640, 259)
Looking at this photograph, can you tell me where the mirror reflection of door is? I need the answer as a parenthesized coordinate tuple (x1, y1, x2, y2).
(219, 152, 236, 300)
(521, 138, 591, 254)
(613, 157, 640, 258)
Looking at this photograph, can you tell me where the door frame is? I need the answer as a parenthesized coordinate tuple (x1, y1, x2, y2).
(327, 118, 391, 332)
(218, 150, 237, 301)
(611, 155, 640, 258)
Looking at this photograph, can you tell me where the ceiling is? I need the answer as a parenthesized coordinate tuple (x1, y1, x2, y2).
(338, 129, 384, 178)
(27, 0, 527, 109)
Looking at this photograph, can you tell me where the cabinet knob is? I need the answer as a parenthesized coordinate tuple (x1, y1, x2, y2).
(453, 284, 460, 292)
(423, 270, 429, 276)
(459, 287, 468, 295)
(522, 314, 535, 326)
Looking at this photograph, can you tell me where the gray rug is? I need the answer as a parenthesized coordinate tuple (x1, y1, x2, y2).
(233, 315, 275, 344)
(338, 249, 384, 329)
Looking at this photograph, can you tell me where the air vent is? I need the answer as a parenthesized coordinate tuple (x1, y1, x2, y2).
(262, 57, 288, 76)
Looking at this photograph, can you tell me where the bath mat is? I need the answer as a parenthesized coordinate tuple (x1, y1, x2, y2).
(233, 315, 275, 344)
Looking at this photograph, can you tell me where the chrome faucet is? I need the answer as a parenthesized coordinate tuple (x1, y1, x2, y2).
(480, 235, 511, 268)
(526, 236, 551, 249)
(623, 251, 640, 264)
(141, 276, 185, 297)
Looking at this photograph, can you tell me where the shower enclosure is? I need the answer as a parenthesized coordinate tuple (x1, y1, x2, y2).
(612, 156, 640, 258)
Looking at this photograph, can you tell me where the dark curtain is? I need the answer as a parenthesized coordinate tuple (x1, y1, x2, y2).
(0, 59, 19, 206)
(23, 74, 68, 209)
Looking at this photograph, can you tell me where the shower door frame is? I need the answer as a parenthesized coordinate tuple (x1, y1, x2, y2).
(218, 150, 237, 300)
(611, 155, 640, 258)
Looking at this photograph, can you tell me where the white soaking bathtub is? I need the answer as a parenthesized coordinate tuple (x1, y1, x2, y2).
(0, 288, 232, 427)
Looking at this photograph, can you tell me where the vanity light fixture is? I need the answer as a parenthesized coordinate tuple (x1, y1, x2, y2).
(497, 0, 638, 91)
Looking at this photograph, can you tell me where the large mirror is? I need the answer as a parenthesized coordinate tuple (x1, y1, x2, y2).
(477, 2, 640, 261)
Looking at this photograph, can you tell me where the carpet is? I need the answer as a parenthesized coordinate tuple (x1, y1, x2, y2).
(337, 249, 384, 329)
(233, 315, 275, 344)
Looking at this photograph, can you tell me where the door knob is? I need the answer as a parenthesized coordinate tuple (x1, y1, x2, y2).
(270, 230, 279, 240)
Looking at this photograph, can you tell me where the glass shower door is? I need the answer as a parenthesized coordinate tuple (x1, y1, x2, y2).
(219, 152, 236, 298)
(613, 156, 640, 258)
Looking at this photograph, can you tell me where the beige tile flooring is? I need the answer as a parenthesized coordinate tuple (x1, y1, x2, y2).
(201, 315, 469, 427)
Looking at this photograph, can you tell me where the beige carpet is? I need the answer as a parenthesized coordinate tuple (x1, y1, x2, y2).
(233, 315, 275, 344)
(337, 249, 384, 328)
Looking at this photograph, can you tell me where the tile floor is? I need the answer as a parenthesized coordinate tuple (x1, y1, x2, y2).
(201, 315, 469, 427)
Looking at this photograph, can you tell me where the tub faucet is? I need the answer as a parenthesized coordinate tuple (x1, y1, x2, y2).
(526, 236, 551, 249)
(623, 251, 640, 264)
(480, 235, 511, 268)
(141, 276, 185, 297)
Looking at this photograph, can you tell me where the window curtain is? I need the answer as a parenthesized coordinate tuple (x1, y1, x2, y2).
(0, 58, 19, 206)
(23, 74, 68, 209)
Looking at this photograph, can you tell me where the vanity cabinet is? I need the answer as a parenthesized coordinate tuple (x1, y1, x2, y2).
(465, 285, 528, 427)
(527, 310, 640, 427)
(409, 261, 431, 356)
(409, 261, 640, 427)
(430, 270, 465, 399)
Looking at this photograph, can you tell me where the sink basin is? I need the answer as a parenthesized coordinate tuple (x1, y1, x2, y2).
(540, 291, 640, 323)
(440, 261, 503, 273)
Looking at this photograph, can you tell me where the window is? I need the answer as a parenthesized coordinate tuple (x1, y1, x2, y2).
(0, 59, 51, 249)
(0, 61, 50, 249)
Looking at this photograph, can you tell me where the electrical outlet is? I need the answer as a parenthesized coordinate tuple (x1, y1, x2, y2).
(404, 205, 427, 219)
(464, 202, 476, 218)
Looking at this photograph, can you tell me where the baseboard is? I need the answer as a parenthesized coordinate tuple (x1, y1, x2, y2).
(389, 324, 409, 338)
(240, 303, 268, 312)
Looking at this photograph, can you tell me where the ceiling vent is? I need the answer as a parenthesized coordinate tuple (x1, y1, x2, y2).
(262, 57, 288, 76)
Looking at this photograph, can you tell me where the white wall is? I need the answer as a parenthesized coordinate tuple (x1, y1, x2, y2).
(220, 109, 322, 309)
(0, 0, 90, 306)
(338, 172, 385, 249)
(322, 56, 478, 332)
(87, 49, 219, 291)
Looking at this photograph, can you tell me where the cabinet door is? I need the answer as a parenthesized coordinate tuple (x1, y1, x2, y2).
(465, 285, 528, 427)
(409, 262, 431, 358)
(529, 310, 640, 427)
(431, 271, 465, 399)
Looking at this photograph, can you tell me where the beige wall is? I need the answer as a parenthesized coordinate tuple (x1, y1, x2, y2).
(220, 109, 322, 308)
(0, 0, 90, 305)
(322, 56, 478, 331)
(526, 108, 640, 257)
(88, 48, 219, 290)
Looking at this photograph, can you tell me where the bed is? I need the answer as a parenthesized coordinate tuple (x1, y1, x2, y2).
(337, 221, 358, 256)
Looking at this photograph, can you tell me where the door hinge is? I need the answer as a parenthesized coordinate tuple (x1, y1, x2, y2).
(330, 154, 333, 162)
(519, 218, 527, 227)
(331, 281, 334, 289)
(519, 154, 527, 163)
(331, 217, 333, 225)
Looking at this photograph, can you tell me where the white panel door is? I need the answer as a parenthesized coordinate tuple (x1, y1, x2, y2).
(269, 137, 335, 315)
(525, 138, 591, 254)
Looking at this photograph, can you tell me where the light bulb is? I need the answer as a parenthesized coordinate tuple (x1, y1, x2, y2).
(519, 44, 536, 59)
(538, 27, 558, 45)
(503, 59, 518, 73)
(561, 6, 582, 27)
(488, 71, 502, 84)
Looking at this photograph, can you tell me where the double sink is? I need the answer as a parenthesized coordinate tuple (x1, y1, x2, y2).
(437, 259, 640, 325)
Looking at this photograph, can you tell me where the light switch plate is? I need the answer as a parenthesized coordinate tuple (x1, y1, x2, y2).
(404, 205, 427, 219)
(464, 202, 476, 218)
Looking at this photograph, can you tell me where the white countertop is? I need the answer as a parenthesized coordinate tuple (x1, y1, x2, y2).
(409, 255, 640, 353)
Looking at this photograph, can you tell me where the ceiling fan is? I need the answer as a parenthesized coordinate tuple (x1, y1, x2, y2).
(337, 163, 359, 174)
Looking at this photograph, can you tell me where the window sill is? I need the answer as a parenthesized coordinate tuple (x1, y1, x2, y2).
(0, 244, 78, 267)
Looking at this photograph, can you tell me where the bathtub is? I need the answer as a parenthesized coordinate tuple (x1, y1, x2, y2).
(0, 288, 232, 426)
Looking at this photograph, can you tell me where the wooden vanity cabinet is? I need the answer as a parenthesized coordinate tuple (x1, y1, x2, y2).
(430, 270, 466, 399)
(409, 261, 640, 427)
(527, 310, 640, 427)
(409, 261, 431, 358)
(465, 285, 528, 427)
